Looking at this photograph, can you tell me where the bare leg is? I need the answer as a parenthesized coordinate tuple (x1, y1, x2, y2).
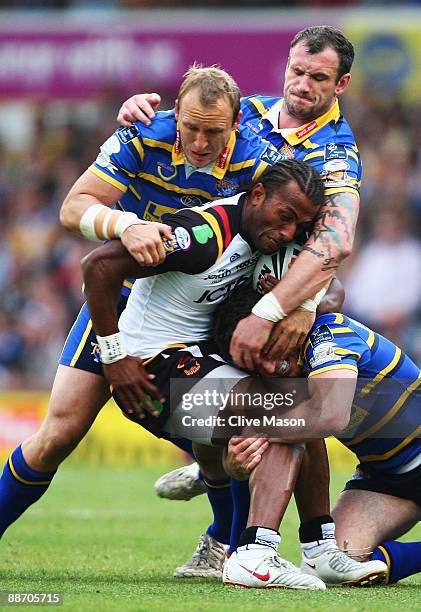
(192, 443, 226, 481)
(333, 490, 421, 558)
(0, 365, 111, 538)
(223, 442, 326, 590)
(294, 439, 330, 522)
(248, 442, 305, 529)
(22, 365, 110, 471)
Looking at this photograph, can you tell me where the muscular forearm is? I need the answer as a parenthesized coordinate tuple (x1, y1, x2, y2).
(81, 241, 146, 336)
(60, 192, 104, 234)
(271, 192, 359, 313)
(60, 169, 128, 238)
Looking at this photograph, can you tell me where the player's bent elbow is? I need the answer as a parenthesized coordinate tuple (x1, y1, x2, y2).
(59, 198, 77, 231)
(318, 413, 350, 437)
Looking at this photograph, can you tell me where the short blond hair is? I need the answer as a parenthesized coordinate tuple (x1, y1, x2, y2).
(178, 63, 241, 124)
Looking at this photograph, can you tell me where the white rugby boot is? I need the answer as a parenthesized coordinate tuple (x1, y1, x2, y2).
(301, 542, 388, 586)
(223, 546, 326, 590)
(154, 462, 206, 501)
(174, 532, 227, 578)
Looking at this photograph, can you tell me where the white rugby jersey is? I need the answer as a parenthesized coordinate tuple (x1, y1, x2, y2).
(119, 193, 260, 359)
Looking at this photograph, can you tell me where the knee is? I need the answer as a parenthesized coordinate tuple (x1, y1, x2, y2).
(333, 517, 376, 558)
(28, 425, 85, 469)
(193, 444, 226, 481)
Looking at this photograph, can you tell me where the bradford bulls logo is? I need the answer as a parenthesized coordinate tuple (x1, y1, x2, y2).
(177, 354, 201, 376)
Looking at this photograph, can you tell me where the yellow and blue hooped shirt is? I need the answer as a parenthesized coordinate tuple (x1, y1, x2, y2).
(303, 313, 421, 472)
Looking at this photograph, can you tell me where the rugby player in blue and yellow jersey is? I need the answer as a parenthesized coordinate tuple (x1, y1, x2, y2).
(0, 66, 282, 542)
(215, 288, 421, 586)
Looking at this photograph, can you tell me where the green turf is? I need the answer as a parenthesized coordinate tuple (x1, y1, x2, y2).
(1, 464, 420, 611)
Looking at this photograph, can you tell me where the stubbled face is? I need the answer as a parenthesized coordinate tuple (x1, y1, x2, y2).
(247, 180, 319, 255)
(175, 88, 241, 168)
(283, 42, 350, 122)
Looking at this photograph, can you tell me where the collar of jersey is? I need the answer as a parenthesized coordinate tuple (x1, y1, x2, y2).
(171, 128, 237, 179)
(262, 98, 340, 145)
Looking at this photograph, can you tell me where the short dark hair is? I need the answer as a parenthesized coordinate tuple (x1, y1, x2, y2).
(213, 285, 259, 362)
(248, 159, 325, 209)
(290, 26, 355, 81)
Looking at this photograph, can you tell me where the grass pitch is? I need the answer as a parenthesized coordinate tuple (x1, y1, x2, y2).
(1, 463, 420, 611)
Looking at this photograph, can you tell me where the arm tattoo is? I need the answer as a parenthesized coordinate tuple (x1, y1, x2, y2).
(303, 244, 324, 259)
(306, 192, 359, 262)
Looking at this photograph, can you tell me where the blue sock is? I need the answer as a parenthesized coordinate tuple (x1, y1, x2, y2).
(372, 541, 421, 583)
(0, 445, 56, 538)
(229, 478, 250, 554)
(203, 476, 232, 545)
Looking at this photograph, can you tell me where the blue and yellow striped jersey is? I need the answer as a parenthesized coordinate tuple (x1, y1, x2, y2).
(303, 313, 421, 472)
(89, 110, 279, 295)
(90, 109, 278, 222)
(240, 96, 362, 197)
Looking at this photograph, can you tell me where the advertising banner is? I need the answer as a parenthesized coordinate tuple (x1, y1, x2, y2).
(0, 26, 295, 98)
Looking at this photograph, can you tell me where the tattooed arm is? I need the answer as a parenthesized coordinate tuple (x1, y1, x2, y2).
(269, 191, 359, 311)
(229, 191, 359, 367)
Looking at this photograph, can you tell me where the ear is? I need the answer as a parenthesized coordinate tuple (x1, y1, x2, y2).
(250, 182, 266, 207)
(175, 98, 180, 120)
(232, 109, 243, 130)
(335, 73, 351, 97)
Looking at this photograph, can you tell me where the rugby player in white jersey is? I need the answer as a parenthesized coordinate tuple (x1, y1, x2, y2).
(81, 160, 386, 589)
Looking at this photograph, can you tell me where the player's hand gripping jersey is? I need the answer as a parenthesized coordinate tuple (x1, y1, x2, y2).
(119, 193, 260, 359)
(60, 113, 280, 373)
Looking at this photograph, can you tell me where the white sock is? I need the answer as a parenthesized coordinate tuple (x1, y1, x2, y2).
(237, 527, 281, 559)
(302, 522, 337, 558)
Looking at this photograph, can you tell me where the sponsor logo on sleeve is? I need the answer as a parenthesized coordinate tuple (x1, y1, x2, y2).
(309, 342, 340, 368)
(163, 226, 192, 254)
(116, 125, 139, 144)
(309, 324, 334, 348)
(192, 223, 214, 244)
(323, 170, 351, 187)
(95, 134, 122, 174)
(174, 226, 192, 251)
(323, 160, 350, 173)
(324, 143, 347, 161)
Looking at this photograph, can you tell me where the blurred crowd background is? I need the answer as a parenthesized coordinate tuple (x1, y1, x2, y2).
(0, 2, 420, 389)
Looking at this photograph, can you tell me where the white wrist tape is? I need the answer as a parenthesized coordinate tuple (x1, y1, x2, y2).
(252, 292, 287, 323)
(299, 286, 328, 313)
(79, 204, 105, 241)
(114, 211, 145, 238)
(79, 205, 148, 241)
(97, 332, 127, 364)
